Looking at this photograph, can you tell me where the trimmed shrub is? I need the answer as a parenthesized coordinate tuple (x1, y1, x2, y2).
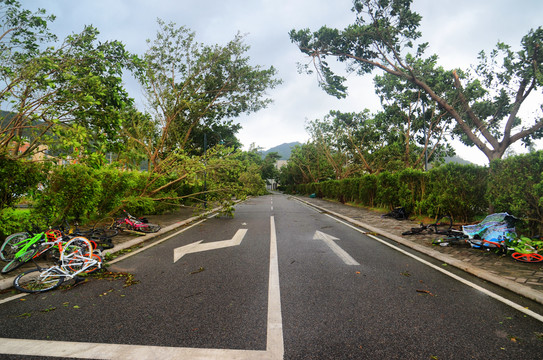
(358, 175, 377, 207)
(375, 172, 400, 209)
(487, 151, 543, 235)
(421, 163, 488, 222)
(0, 208, 34, 240)
(397, 168, 427, 216)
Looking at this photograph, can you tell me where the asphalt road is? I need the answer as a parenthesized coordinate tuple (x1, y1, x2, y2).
(0, 194, 542, 359)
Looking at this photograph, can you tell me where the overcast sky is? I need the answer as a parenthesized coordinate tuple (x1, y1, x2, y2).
(23, 0, 543, 165)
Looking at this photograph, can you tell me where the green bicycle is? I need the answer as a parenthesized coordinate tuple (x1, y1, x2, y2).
(0, 229, 64, 274)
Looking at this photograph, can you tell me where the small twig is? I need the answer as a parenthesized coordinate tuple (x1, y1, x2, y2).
(416, 289, 435, 296)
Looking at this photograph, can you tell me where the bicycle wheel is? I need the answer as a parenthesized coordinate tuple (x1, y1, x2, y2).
(1, 245, 38, 274)
(93, 217, 116, 232)
(136, 223, 161, 233)
(115, 219, 133, 232)
(68, 253, 102, 274)
(14, 268, 64, 293)
(61, 237, 93, 273)
(1, 259, 23, 274)
(0, 232, 30, 261)
(62, 237, 93, 258)
(511, 252, 543, 263)
(402, 226, 425, 236)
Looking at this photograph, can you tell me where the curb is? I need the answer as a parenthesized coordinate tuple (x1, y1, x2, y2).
(293, 196, 543, 306)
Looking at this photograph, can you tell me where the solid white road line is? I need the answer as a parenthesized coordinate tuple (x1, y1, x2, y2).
(267, 216, 284, 358)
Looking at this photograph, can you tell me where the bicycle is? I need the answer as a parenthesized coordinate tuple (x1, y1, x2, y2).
(13, 237, 102, 293)
(1, 229, 65, 274)
(504, 235, 543, 263)
(63, 219, 117, 249)
(402, 215, 461, 236)
(114, 210, 161, 233)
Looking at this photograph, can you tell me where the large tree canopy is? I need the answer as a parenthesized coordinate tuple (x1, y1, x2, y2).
(0, 1, 138, 161)
(138, 20, 281, 168)
(289, 0, 543, 162)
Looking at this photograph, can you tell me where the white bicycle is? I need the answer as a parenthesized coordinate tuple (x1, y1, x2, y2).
(14, 237, 102, 293)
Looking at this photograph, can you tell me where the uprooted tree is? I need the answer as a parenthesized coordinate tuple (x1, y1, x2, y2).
(122, 20, 281, 203)
(289, 0, 543, 162)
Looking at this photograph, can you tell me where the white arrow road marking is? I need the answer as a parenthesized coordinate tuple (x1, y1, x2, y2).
(0, 218, 284, 359)
(313, 230, 360, 266)
(173, 228, 247, 263)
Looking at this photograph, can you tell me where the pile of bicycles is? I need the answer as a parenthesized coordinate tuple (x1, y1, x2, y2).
(0, 209, 161, 293)
(0, 226, 104, 293)
(402, 213, 543, 263)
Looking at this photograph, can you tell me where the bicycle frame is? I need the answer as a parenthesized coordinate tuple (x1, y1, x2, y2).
(116, 212, 148, 230)
(33, 236, 71, 259)
(12, 232, 46, 259)
(40, 248, 99, 280)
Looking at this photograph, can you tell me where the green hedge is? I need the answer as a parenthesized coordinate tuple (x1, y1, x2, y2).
(487, 152, 543, 235)
(421, 164, 488, 222)
(292, 151, 543, 233)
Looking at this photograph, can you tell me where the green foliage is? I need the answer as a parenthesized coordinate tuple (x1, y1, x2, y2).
(120, 196, 157, 216)
(488, 151, 543, 234)
(140, 19, 281, 162)
(375, 172, 400, 209)
(280, 143, 334, 184)
(94, 167, 148, 215)
(358, 175, 377, 207)
(290, 0, 543, 162)
(261, 152, 281, 181)
(397, 168, 426, 215)
(33, 164, 101, 222)
(293, 162, 488, 223)
(0, 155, 48, 209)
(422, 163, 487, 222)
(0, 7, 138, 160)
(238, 163, 267, 196)
(0, 208, 33, 238)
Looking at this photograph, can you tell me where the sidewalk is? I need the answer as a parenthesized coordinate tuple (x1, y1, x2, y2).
(293, 195, 543, 305)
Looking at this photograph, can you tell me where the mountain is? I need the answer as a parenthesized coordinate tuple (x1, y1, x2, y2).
(261, 142, 301, 160)
(442, 155, 473, 165)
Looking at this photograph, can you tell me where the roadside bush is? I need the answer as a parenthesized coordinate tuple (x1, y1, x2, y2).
(397, 168, 427, 216)
(358, 175, 377, 207)
(421, 163, 487, 222)
(0, 208, 34, 240)
(0, 156, 49, 210)
(487, 151, 543, 235)
(341, 178, 360, 203)
(375, 172, 399, 209)
(33, 163, 102, 222)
